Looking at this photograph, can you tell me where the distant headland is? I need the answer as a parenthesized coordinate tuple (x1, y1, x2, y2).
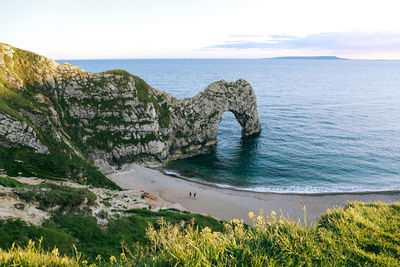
(267, 56, 348, 60)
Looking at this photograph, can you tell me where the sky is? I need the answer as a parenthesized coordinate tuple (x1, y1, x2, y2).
(1, 0, 400, 59)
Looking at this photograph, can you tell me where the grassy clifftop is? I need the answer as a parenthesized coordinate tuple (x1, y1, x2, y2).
(1, 201, 399, 266)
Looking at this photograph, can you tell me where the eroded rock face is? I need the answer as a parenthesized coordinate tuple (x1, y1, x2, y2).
(0, 114, 49, 154)
(0, 43, 261, 169)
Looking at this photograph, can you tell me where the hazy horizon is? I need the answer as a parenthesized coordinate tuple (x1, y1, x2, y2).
(2, 0, 400, 60)
(56, 56, 398, 61)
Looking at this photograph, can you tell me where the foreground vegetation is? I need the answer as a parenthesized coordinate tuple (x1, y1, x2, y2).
(0, 240, 80, 267)
(0, 209, 223, 263)
(0, 176, 223, 261)
(0, 201, 399, 266)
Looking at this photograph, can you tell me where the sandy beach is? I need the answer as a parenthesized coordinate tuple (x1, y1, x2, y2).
(108, 165, 400, 225)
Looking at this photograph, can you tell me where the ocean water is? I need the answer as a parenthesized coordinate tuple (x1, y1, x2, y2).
(59, 59, 400, 193)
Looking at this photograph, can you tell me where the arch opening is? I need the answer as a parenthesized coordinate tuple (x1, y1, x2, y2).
(217, 111, 242, 148)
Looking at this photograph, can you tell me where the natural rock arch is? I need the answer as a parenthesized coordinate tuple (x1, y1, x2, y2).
(168, 79, 262, 160)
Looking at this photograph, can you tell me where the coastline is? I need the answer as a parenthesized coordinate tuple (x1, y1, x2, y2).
(107, 165, 400, 225)
(156, 167, 400, 196)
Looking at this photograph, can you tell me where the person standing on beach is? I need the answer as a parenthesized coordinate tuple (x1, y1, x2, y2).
(189, 192, 192, 198)
(194, 192, 196, 199)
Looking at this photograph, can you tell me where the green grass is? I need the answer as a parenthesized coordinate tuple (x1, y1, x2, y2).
(0, 220, 76, 255)
(0, 147, 120, 190)
(130, 75, 171, 128)
(133, 75, 151, 102)
(0, 176, 24, 188)
(0, 202, 399, 266)
(0, 239, 80, 267)
(102, 69, 131, 76)
(0, 208, 224, 263)
(0, 83, 37, 119)
(52, 209, 222, 260)
(155, 102, 171, 128)
(100, 199, 112, 207)
(122, 208, 224, 231)
(125, 201, 400, 266)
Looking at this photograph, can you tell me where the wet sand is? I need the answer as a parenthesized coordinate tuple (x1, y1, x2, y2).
(108, 165, 400, 225)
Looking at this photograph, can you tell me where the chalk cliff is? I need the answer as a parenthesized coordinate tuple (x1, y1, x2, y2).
(0, 43, 261, 184)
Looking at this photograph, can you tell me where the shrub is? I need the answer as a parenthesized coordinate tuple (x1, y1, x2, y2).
(14, 183, 97, 211)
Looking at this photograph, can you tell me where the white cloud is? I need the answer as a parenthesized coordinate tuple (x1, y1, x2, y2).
(209, 32, 400, 52)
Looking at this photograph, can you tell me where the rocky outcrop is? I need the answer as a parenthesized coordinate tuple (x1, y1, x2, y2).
(0, 43, 261, 177)
(0, 114, 49, 154)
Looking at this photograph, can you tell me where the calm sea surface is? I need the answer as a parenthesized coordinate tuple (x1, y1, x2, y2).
(58, 59, 400, 193)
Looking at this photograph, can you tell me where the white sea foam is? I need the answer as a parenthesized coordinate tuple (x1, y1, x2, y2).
(160, 167, 400, 194)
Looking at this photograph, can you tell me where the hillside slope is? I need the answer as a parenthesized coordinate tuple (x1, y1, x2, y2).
(0, 44, 261, 185)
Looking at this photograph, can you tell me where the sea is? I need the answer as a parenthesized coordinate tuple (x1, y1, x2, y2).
(58, 59, 400, 193)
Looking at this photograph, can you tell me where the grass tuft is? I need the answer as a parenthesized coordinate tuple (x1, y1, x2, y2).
(0, 176, 25, 188)
(124, 201, 400, 266)
(0, 239, 80, 266)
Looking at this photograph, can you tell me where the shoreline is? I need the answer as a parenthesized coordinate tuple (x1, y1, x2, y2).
(155, 167, 400, 196)
(108, 165, 400, 225)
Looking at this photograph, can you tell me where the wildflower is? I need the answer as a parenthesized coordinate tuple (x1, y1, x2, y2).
(82, 260, 88, 265)
(96, 254, 101, 261)
(271, 211, 276, 217)
(110, 255, 116, 262)
(231, 219, 241, 225)
(52, 248, 59, 256)
(248, 211, 254, 218)
(202, 227, 211, 234)
(61, 258, 70, 265)
(120, 252, 127, 261)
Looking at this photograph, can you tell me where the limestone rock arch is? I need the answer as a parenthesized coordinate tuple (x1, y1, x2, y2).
(168, 79, 262, 159)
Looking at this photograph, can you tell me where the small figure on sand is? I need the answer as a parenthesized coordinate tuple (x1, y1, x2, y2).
(194, 192, 197, 198)
(189, 192, 192, 198)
